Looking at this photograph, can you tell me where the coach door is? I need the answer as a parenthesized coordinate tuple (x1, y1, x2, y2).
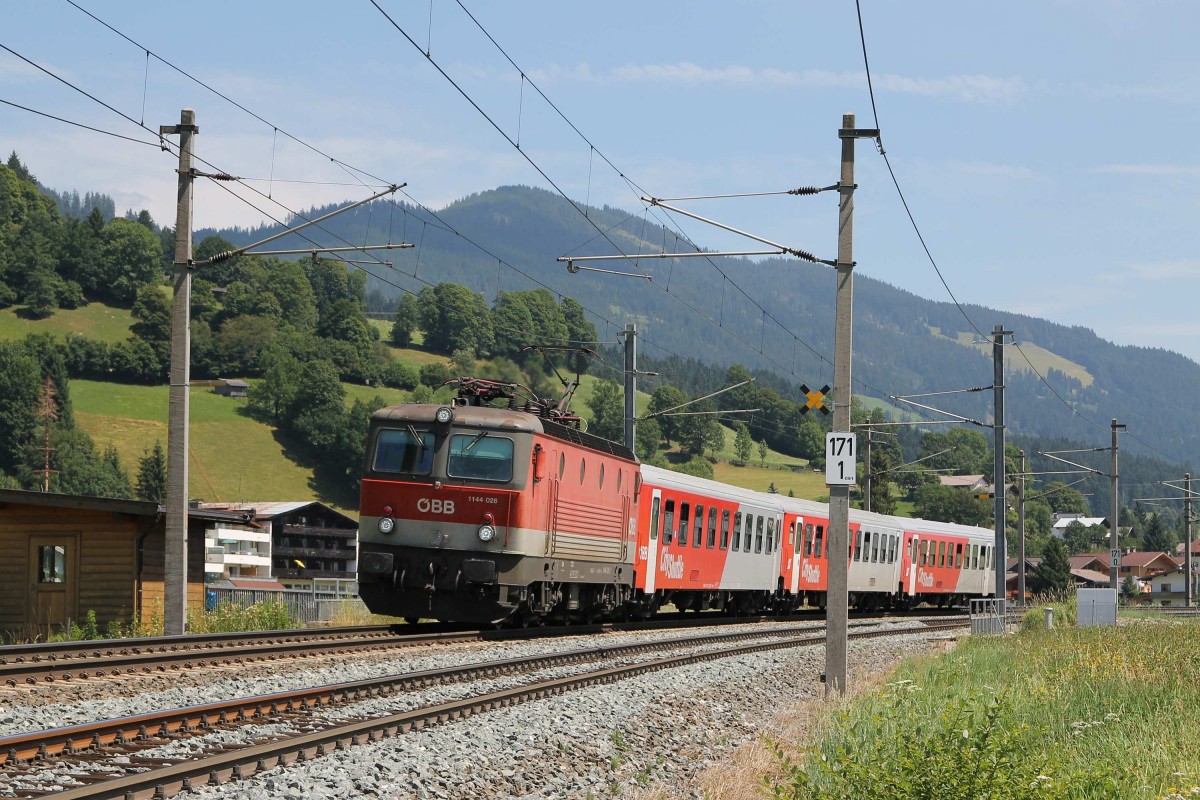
(643, 489, 661, 593)
(907, 535, 919, 596)
(789, 518, 802, 594)
(27, 534, 79, 635)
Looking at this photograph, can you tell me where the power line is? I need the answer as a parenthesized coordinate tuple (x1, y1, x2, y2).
(0, 97, 160, 148)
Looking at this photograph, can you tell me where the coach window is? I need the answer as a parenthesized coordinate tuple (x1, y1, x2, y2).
(804, 524, 814, 557)
(788, 521, 796, 550)
(707, 507, 718, 549)
(956, 543, 964, 568)
(766, 517, 775, 555)
(721, 509, 730, 550)
(852, 530, 862, 562)
(754, 516, 765, 554)
(650, 496, 661, 542)
(814, 525, 824, 559)
(733, 512, 742, 551)
(448, 435, 514, 482)
(892, 535, 899, 563)
(970, 545, 978, 570)
(920, 540, 928, 567)
(663, 500, 675, 545)
(679, 503, 691, 547)
(936, 540, 945, 567)
(693, 505, 705, 548)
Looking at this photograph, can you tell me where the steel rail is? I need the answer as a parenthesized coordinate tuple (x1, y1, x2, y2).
(8, 620, 967, 800)
(0, 611, 961, 686)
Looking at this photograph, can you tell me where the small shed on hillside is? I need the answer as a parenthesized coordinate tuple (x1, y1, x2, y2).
(214, 379, 250, 398)
(0, 489, 253, 641)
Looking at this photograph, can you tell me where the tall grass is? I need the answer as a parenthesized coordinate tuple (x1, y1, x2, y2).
(764, 619, 1200, 799)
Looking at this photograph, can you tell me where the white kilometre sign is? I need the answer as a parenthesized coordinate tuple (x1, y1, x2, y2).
(825, 432, 857, 486)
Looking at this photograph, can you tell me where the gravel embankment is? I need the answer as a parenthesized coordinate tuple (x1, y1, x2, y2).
(0, 622, 950, 799)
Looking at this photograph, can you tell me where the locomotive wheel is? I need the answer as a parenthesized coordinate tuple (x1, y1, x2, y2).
(404, 616, 420, 626)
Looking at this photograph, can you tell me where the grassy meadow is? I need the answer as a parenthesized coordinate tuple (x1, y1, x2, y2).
(70, 379, 410, 515)
(0, 302, 135, 342)
(748, 612, 1200, 800)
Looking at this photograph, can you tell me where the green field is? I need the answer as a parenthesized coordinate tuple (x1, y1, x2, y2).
(0, 303, 134, 343)
(70, 379, 403, 516)
(765, 612, 1200, 799)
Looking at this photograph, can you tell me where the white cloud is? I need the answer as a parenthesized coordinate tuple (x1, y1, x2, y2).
(1090, 163, 1200, 177)
(1118, 259, 1200, 281)
(536, 62, 1024, 105)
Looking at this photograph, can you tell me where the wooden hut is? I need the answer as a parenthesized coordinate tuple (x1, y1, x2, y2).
(0, 489, 252, 641)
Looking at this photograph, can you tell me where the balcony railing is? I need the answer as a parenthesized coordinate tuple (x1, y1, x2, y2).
(274, 568, 355, 579)
(274, 545, 355, 559)
(280, 524, 357, 539)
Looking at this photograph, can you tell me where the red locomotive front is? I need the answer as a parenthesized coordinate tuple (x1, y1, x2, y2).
(357, 379, 638, 624)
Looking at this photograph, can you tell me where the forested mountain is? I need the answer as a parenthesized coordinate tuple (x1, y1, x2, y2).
(199, 184, 1200, 467)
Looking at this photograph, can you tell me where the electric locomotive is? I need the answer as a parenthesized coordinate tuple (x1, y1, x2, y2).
(357, 378, 640, 624)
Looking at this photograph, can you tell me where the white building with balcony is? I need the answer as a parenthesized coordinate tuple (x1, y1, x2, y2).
(204, 522, 272, 580)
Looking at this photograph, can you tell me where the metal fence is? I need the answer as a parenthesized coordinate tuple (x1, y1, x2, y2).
(205, 588, 365, 624)
(969, 598, 1007, 635)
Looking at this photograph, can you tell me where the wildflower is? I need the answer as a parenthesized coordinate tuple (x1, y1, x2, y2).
(962, 729, 969, 738)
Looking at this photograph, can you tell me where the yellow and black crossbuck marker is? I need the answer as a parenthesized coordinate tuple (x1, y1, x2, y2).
(799, 384, 831, 416)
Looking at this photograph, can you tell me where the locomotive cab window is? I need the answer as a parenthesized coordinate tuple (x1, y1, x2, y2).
(373, 428, 435, 474)
(448, 433, 514, 482)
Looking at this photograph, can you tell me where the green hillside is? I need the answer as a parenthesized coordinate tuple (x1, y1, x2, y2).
(0, 303, 134, 342)
(71, 380, 410, 516)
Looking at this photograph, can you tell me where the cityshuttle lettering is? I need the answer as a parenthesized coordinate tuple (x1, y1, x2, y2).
(659, 553, 685, 580)
(917, 569, 935, 588)
(416, 498, 456, 515)
(801, 561, 822, 583)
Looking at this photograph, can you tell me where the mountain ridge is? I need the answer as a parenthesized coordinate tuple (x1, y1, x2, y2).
(196, 183, 1194, 466)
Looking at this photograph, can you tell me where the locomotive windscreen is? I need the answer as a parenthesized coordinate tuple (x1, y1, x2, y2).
(373, 428, 435, 474)
(447, 434, 514, 482)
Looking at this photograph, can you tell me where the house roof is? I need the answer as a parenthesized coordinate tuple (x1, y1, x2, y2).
(1119, 551, 1180, 568)
(0, 488, 255, 524)
(1052, 517, 1108, 529)
(1069, 554, 1110, 570)
(198, 501, 358, 526)
(1071, 568, 1112, 584)
(938, 475, 985, 488)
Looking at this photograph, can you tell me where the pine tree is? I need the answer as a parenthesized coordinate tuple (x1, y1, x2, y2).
(136, 441, 167, 503)
(1033, 538, 1072, 593)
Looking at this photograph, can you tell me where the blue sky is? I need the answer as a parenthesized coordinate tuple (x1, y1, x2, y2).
(3, 1, 1199, 363)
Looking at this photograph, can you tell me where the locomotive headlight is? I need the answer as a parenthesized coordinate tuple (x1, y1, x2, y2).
(435, 406, 454, 424)
(378, 516, 395, 534)
(477, 524, 496, 542)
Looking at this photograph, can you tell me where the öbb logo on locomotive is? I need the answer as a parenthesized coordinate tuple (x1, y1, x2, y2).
(356, 378, 999, 625)
(416, 498, 456, 515)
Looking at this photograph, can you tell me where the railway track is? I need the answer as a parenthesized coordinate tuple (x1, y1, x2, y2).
(0, 618, 968, 799)
(0, 610, 961, 687)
